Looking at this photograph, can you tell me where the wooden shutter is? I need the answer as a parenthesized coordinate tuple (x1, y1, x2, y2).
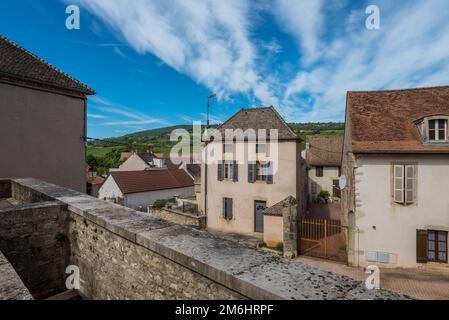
(227, 198, 233, 220)
(416, 229, 428, 263)
(233, 160, 238, 182)
(223, 198, 233, 220)
(217, 161, 224, 181)
(405, 165, 415, 204)
(266, 161, 273, 184)
(248, 162, 255, 183)
(222, 198, 226, 218)
(393, 165, 404, 203)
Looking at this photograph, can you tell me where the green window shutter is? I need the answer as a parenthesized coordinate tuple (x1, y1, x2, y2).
(217, 161, 224, 181)
(248, 162, 255, 183)
(233, 161, 238, 182)
(266, 161, 273, 184)
(416, 229, 428, 263)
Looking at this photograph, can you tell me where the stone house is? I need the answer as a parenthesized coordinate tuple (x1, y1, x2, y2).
(0, 35, 95, 192)
(99, 169, 194, 209)
(201, 106, 306, 249)
(304, 135, 343, 202)
(341, 86, 449, 269)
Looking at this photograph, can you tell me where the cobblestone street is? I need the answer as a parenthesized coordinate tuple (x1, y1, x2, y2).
(296, 256, 449, 300)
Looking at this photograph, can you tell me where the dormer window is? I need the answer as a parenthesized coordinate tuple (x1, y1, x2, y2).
(428, 119, 447, 142)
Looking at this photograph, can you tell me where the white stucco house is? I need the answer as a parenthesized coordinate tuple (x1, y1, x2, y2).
(112, 152, 166, 172)
(304, 135, 343, 202)
(342, 86, 449, 269)
(201, 106, 306, 248)
(98, 169, 194, 209)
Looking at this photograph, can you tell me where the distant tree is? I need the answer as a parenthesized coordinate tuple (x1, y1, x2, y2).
(86, 154, 97, 169)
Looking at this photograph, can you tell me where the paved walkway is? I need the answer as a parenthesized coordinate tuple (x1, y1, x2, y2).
(296, 256, 449, 300)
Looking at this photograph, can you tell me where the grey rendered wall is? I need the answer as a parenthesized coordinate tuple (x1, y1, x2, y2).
(0, 82, 86, 192)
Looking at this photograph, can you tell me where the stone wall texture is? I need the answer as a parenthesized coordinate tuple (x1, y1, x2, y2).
(0, 201, 69, 299)
(69, 213, 243, 299)
(0, 250, 33, 300)
(0, 179, 11, 198)
(0, 178, 409, 300)
(149, 208, 206, 229)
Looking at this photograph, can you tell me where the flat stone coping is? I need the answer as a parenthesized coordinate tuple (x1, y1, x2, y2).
(10, 178, 409, 300)
(0, 251, 33, 300)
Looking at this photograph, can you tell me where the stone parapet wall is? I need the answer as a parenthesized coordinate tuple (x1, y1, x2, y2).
(0, 179, 11, 198)
(149, 208, 206, 229)
(2, 178, 408, 300)
(0, 201, 69, 299)
(69, 213, 243, 299)
(0, 250, 33, 300)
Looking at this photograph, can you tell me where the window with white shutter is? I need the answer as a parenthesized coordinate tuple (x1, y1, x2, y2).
(393, 165, 404, 203)
(405, 165, 415, 204)
(393, 164, 417, 205)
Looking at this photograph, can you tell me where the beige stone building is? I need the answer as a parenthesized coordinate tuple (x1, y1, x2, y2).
(342, 86, 449, 269)
(304, 135, 343, 202)
(201, 107, 306, 248)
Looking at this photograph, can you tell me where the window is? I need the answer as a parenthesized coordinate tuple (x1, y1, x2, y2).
(428, 231, 447, 263)
(429, 119, 447, 142)
(224, 161, 234, 180)
(256, 161, 268, 181)
(223, 198, 233, 220)
(256, 143, 266, 154)
(218, 161, 238, 181)
(223, 143, 233, 154)
(316, 166, 324, 177)
(248, 161, 273, 184)
(393, 164, 416, 204)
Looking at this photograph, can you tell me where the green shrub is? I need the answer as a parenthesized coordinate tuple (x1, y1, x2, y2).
(318, 190, 330, 199)
(153, 199, 167, 209)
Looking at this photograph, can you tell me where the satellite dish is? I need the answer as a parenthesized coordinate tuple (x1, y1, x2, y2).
(339, 175, 347, 190)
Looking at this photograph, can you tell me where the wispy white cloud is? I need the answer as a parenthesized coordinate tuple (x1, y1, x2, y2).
(72, 0, 279, 106)
(278, 0, 449, 121)
(89, 95, 170, 127)
(87, 113, 108, 119)
(78, 0, 449, 124)
(274, 0, 325, 64)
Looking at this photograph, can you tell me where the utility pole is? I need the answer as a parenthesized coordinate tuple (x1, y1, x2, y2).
(204, 94, 216, 217)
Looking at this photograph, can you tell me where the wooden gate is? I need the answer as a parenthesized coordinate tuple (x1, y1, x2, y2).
(298, 218, 347, 262)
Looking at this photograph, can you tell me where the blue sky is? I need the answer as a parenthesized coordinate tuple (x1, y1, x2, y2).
(1, 0, 449, 138)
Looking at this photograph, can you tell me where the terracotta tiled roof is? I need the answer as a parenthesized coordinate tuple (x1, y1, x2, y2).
(111, 169, 194, 194)
(347, 86, 449, 153)
(0, 34, 94, 95)
(264, 196, 297, 216)
(87, 176, 105, 186)
(306, 135, 343, 166)
(215, 106, 299, 141)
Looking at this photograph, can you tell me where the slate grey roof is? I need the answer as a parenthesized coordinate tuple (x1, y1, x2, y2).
(0, 34, 95, 95)
(264, 196, 297, 216)
(216, 106, 299, 141)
